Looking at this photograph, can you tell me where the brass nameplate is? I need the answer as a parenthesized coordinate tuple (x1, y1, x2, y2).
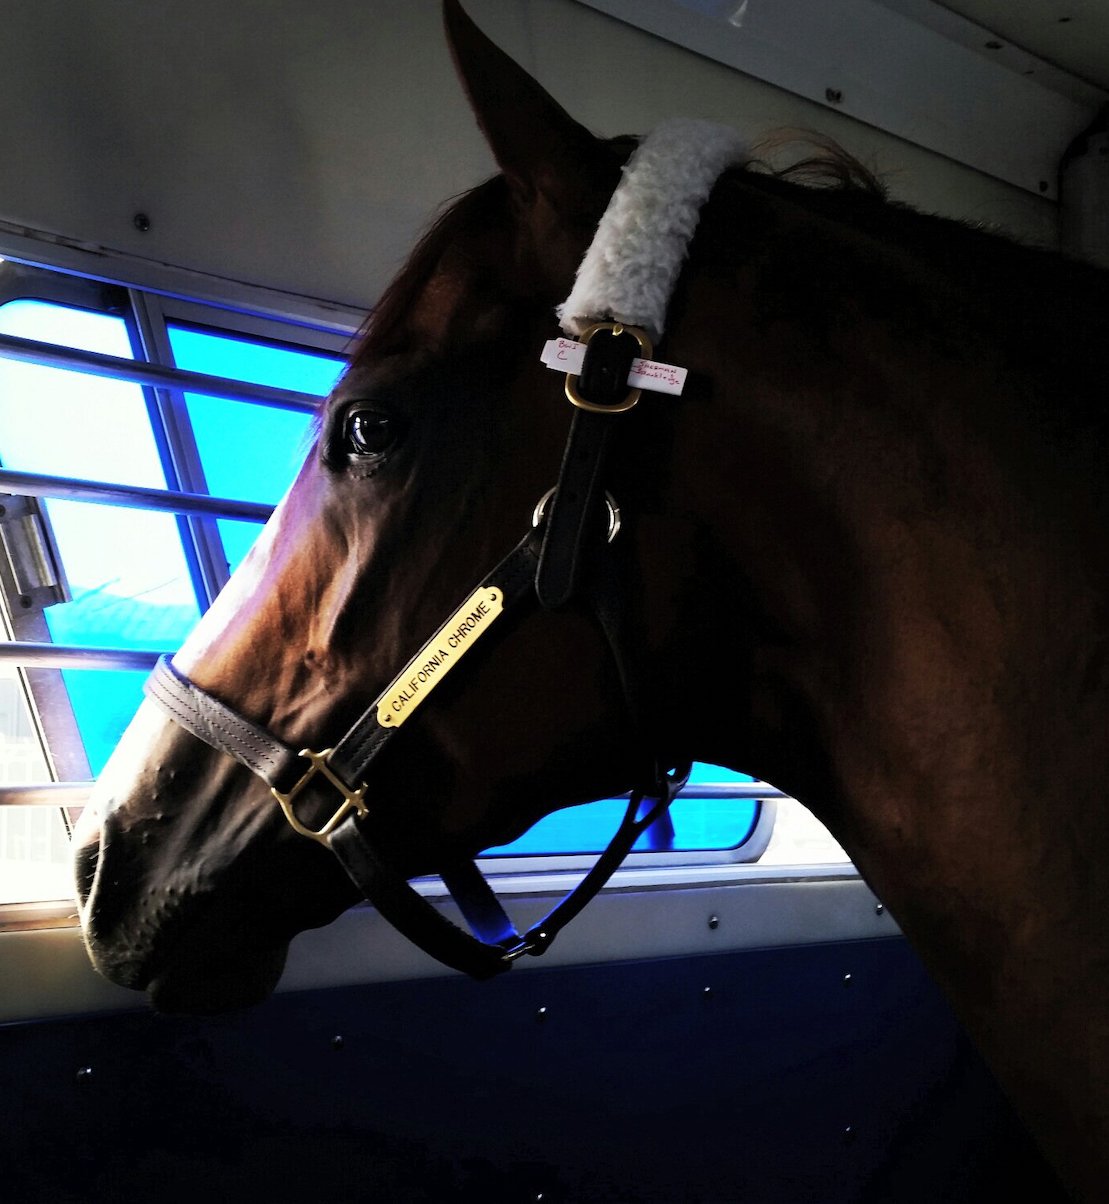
(375, 586, 504, 729)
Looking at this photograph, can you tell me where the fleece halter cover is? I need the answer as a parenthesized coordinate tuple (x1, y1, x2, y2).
(557, 118, 749, 342)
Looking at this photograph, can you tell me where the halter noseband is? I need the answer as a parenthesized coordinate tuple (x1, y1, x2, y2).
(144, 119, 747, 979)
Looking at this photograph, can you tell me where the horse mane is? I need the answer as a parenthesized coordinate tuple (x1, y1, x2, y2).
(749, 128, 888, 195)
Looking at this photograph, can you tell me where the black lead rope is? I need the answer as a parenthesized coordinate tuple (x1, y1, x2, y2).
(329, 765, 689, 980)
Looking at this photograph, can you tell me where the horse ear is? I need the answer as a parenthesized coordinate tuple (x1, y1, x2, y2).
(443, 0, 606, 206)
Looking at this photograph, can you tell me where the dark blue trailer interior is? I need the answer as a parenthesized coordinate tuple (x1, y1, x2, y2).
(2, 938, 1062, 1203)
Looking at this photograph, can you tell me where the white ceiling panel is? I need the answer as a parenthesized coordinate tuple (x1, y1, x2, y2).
(937, 0, 1109, 91)
(578, 0, 1108, 196)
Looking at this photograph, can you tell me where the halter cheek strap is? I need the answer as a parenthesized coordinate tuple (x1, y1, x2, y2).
(143, 119, 745, 979)
(147, 529, 544, 813)
(539, 118, 747, 608)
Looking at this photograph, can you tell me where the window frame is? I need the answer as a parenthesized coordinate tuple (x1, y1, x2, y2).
(0, 265, 348, 779)
(0, 267, 132, 786)
(0, 259, 353, 918)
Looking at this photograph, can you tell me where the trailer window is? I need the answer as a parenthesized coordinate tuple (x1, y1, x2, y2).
(0, 266, 345, 906)
(0, 299, 203, 776)
(481, 763, 761, 857)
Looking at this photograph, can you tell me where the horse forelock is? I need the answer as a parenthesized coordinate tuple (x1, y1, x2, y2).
(347, 175, 513, 366)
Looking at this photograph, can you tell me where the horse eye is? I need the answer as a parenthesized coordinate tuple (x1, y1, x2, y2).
(344, 407, 398, 459)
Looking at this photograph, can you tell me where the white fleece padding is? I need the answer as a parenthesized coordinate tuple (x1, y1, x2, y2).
(557, 118, 748, 341)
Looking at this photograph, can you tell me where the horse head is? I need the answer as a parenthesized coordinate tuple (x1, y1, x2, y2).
(72, 1, 756, 1013)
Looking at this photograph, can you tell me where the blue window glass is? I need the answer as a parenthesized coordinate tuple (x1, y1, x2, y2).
(481, 763, 759, 856)
(165, 323, 344, 573)
(0, 302, 342, 773)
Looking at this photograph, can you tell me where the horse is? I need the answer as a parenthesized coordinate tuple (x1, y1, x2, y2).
(72, 1, 1108, 1198)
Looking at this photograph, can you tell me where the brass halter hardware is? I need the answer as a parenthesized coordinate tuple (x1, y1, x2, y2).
(564, 321, 653, 414)
(271, 749, 369, 846)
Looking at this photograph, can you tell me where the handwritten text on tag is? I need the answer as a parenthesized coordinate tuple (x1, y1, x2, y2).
(540, 338, 687, 396)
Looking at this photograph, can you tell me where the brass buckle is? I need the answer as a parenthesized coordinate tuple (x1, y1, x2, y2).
(564, 321, 653, 414)
(271, 749, 368, 846)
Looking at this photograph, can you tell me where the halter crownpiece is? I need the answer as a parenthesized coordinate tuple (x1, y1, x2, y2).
(557, 118, 749, 341)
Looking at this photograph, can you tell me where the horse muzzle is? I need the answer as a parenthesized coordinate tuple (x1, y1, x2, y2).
(71, 701, 299, 1011)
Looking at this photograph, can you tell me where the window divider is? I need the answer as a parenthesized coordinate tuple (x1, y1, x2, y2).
(0, 330, 321, 412)
(0, 642, 164, 671)
(0, 468, 273, 522)
(129, 290, 234, 607)
(0, 783, 91, 807)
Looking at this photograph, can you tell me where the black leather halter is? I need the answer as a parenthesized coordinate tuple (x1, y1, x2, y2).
(145, 323, 691, 979)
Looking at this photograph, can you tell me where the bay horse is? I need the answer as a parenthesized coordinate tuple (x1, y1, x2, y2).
(72, 2, 1108, 1198)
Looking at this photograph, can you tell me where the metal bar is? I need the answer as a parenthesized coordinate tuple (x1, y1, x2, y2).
(0, 330, 326, 412)
(0, 467, 273, 522)
(0, 783, 91, 807)
(673, 784, 788, 799)
(0, 642, 164, 671)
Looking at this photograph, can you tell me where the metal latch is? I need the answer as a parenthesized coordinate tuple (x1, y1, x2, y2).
(0, 494, 71, 614)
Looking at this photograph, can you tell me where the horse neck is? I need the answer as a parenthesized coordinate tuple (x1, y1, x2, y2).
(668, 214, 1108, 788)
(669, 249, 1109, 1196)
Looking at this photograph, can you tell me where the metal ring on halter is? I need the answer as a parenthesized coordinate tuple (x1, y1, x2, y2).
(532, 487, 622, 543)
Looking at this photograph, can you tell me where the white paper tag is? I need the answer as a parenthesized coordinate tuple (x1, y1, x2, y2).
(540, 338, 687, 396)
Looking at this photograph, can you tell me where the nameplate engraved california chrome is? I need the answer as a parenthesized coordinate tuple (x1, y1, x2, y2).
(375, 586, 504, 728)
